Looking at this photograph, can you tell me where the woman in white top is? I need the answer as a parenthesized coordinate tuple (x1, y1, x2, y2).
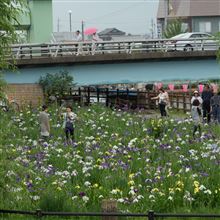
(75, 30, 83, 55)
(91, 32, 99, 55)
(191, 90, 203, 137)
(151, 88, 168, 117)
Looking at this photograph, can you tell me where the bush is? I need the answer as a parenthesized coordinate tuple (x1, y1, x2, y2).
(39, 70, 74, 98)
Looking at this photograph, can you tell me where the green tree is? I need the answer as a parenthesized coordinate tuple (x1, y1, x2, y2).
(163, 19, 187, 38)
(0, 0, 26, 70)
(0, 0, 26, 101)
(39, 71, 75, 98)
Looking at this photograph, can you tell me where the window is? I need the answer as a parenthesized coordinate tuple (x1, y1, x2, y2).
(199, 22, 211, 33)
(200, 33, 212, 38)
(190, 34, 201, 38)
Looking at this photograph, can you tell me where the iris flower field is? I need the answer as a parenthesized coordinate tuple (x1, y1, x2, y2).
(1, 104, 220, 218)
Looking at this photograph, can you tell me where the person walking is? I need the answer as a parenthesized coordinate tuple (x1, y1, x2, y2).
(75, 30, 83, 55)
(91, 32, 99, 55)
(164, 90, 170, 116)
(151, 88, 169, 117)
(63, 106, 77, 144)
(191, 91, 203, 137)
(201, 84, 213, 123)
(210, 91, 220, 124)
(39, 105, 50, 141)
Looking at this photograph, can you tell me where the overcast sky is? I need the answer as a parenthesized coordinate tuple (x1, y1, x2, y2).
(53, 0, 159, 35)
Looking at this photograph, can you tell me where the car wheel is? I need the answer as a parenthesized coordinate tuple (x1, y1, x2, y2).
(184, 44, 193, 51)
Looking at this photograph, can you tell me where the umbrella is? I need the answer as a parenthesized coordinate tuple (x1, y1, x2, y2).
(84, 27, 97, 35)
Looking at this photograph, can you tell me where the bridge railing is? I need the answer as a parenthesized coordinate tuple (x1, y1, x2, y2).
(9, 38, 219, 59)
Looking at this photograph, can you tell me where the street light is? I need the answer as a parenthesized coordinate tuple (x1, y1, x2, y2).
(68, 10, 72, 32)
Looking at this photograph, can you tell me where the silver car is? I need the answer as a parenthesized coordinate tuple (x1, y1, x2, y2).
(165, 32, 219, 51)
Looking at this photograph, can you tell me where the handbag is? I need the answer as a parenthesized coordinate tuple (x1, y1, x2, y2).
(197, 107, 202, 116)
(160, 100, 166, 105)
(66, 121, 73, 129)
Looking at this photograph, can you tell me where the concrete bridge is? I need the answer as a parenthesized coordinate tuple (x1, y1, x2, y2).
(6, 39, 219, 85)
(3, 39, 220, 106)
(7, 39, 219, 84)
(10, 38, 218, 66)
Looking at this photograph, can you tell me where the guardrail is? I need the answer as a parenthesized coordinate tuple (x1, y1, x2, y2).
(1, 209, 220, 219)
(9, 37, 219, 59)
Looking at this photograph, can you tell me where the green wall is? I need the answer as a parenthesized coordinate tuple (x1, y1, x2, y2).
(28, 0, 53, 43)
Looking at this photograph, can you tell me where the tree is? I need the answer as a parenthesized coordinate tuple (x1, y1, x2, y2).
(0, 0, 26, 101)
(0, 0, 26, 70)
(163, 19, 187, 39)
(39, 71, 75, 98)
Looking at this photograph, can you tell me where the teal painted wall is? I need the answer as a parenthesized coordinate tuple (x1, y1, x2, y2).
(4, 60, 220, 85)
(28, 0, 53, 43)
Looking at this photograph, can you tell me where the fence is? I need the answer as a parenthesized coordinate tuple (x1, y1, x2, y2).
(1, 209, 220, 219)
(59, 88, 193, 112)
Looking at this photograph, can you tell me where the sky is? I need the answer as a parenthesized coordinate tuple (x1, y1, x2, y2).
(53, 0, 159, 35)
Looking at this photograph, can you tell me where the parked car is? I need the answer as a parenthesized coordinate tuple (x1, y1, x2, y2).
(165, 32, 218, 51)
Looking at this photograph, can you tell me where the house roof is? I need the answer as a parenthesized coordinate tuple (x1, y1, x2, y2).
(157, 0, 220, 18)
(98, 28, 126, 36)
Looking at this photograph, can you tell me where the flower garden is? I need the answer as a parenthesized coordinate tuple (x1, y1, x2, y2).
(1, 104, 220, 219)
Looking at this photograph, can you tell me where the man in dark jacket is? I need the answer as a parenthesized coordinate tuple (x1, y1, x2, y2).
(210, 91, 220, 123)
(201, 84, 213, 123)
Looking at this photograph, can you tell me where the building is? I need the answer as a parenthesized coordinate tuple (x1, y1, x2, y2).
(98, 28, 126, 41)
(157, 0, 220, 34)
(15, 0, 53, 43)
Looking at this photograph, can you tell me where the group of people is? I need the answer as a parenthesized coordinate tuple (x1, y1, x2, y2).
(191, 85, 220, 136)
(152, 84, 220, 136)
(39, 105, 77, 144)
(38, 84, 220, 143)
(75, 30, 99, 56)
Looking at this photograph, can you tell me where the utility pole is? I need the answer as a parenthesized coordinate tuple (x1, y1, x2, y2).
(57, 17, 60, 32)
(81, 20, 85, 41)
(164, 0, 168, 31)
(151, 18, 156, 39)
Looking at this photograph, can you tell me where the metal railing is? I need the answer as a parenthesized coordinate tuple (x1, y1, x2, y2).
(9, 38, 219, 59)
(1, 209, 220, 219)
